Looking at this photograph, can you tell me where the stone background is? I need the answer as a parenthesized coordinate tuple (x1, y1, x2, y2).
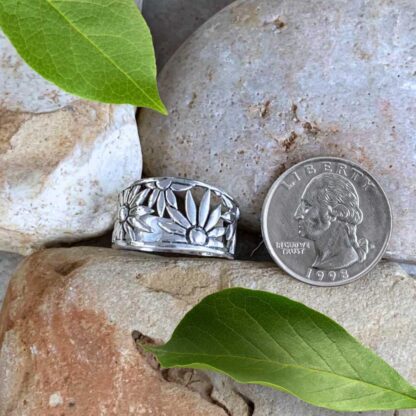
(1, 0, 415, 415)
(1, 248, 416, 415)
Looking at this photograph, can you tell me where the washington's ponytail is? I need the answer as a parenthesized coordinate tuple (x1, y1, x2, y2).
(345, 223, 369, 263)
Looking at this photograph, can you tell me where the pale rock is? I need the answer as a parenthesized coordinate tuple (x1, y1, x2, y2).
(401, 263, 416, 277)
(48, 393, 63, 408)
(1, 247, 415, 415)
(0, 32, 142, 255)
(138, 0, 416, 262)
(142, 0, 234, 68)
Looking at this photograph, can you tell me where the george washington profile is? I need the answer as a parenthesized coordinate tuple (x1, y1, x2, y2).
(294, 173, 369, 270)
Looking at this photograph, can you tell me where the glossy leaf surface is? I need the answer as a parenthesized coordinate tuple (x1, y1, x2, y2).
(145, 288, 416, 412)
(0, 0, 166, 113)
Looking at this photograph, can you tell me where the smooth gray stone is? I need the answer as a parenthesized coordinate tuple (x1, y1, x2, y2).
(138, 0, 416, 263)
(142, 0, 234, 69)
(400, 263, 416, 277)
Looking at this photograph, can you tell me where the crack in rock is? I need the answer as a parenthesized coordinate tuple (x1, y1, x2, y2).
(132, 330, 248, 415)
(234, 391, 255, 416)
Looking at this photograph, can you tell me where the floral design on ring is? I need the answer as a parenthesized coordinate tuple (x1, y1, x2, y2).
(113, 178, 239, 259)
(113, 186, 153, 242)
(159, 189, 226, 248)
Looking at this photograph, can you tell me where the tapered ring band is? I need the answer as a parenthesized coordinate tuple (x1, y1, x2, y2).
(112, 177, 240, 259)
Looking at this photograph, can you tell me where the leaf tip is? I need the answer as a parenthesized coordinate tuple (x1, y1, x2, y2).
(142, 97, 168, 115)
(156, 101, 169, 116)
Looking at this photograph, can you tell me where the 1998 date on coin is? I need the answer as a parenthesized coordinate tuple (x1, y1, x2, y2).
(261, 157, 392, 286)
(306, 268, 349, 283)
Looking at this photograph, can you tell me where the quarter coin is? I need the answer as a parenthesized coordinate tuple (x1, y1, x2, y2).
(261, 157, 392, 286)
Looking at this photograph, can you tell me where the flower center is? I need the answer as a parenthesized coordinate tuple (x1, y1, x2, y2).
(188, 227, 208, 246)
(119, 205, 129, 222)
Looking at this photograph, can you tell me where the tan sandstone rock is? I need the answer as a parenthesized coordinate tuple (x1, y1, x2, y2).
(0, 250, 228, 416)
(1, 247, 415, 415)
(0, 32, 142, 255)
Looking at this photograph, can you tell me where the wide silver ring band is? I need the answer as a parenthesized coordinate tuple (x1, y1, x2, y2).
(112, 177, 239, 259)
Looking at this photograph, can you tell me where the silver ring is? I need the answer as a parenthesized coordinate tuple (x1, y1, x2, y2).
(112, 177, 240, 259)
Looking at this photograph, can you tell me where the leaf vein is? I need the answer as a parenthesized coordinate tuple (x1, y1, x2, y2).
(225, 294, 299, 365)
(258, 297, 335, 373)
(152, 351, 416, 404)
(41, 0, 161, 109)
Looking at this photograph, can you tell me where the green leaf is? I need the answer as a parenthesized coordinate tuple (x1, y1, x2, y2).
(0, 0, 166, 114)
(144, 288, 416, 412)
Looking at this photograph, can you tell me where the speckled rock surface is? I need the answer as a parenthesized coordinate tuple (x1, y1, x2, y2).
(1, 247, 415, 415)
(139, 0, 416, 263)
(142, 0, 233, 69)
(0, 32, 142, 255)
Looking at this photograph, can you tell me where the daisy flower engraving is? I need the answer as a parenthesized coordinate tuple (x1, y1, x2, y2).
(113, 185, 154, 242)
(113, 177, 239, 258)
(146, 178, 194, 217)
(159, 189, 227, 248)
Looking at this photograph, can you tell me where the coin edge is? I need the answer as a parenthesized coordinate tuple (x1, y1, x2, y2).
(260, 156, 393, 287)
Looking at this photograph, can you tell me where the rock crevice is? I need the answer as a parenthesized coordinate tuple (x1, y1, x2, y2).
(0, 247, 414, 415)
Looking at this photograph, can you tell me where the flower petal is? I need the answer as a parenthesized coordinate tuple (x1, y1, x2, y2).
(124, 187, 133, 202)
(165, 189, 178, 208)
(125, 223, 135, 242)
(118, 190, 126, 205)
(171, 183, 193, 192)
(128, 185, 141, 203)
(119, 188, 130, 205)
(113, 221, 123, 241)
(134, 188, 151, 205)
(226, 223, 236, 241)
(205, 205, 222, 232)
(158, 220, 187, 235)
(130, 217, 152, 233)
(156, 178, 172, 190)
(221, 211, 235, 223)
(130, 205, 154, 216)
(148, 189, 160, 207)
(222, 195, 234, 209)
(207, 238, 224, 248)
(185, 191, 197, 225)
(166, 206, 191, 228)
(208, 227, 226, 238)
(169, 235, 188, 243)
(198, 189, 211, 227)
(157, 193, 166, 217)
(129, 207, 139, 216)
